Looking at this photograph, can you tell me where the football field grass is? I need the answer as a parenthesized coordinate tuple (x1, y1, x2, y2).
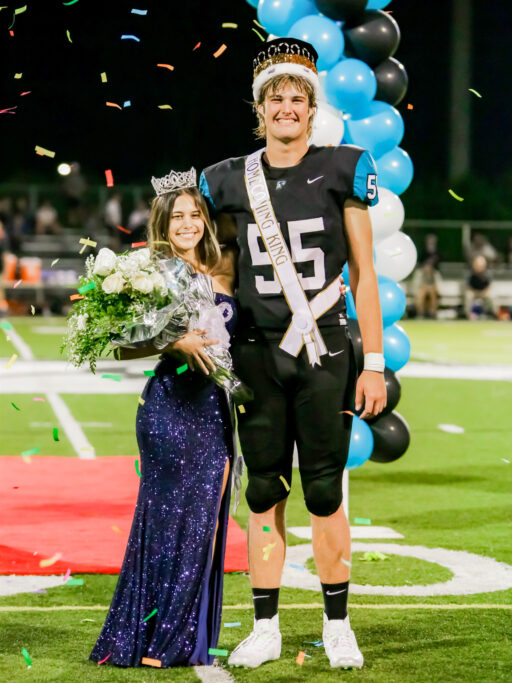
(1, 318, 511, 681)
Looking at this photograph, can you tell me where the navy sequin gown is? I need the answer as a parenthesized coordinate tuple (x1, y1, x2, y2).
(90, 293, 237, 668)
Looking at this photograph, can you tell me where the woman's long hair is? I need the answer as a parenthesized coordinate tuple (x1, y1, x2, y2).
(146, 187, 221, 271)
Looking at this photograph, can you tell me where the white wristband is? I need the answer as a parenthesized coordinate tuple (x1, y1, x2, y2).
(364, 352, 385, 373)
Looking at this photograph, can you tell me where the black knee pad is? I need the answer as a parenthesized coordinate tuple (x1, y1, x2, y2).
(302, 471, 343, 517)
(245, 472, 289, 514)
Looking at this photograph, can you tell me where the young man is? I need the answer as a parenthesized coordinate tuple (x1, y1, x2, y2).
(200, 38, 386, 669)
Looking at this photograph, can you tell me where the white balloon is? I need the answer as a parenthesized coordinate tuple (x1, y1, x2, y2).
(369, 187, 405, 244)
(317, 70, 328, 103)
(374, 231, 417, 282)
(310, 102, 344, 146)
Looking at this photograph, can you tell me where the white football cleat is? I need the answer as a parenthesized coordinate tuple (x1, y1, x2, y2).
(323, 612, 364, 669)
(227, 614, 281, 668)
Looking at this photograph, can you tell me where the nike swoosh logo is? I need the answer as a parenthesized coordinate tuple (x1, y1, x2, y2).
(307, 175, 324, 184)
(326, 589, 347, 596)
(328, 350, 344, 357)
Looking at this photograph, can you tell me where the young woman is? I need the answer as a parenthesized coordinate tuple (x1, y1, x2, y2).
(89, 170, 237, 668)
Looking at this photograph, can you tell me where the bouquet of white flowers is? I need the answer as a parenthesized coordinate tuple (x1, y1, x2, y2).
(62, 247, 251, 404)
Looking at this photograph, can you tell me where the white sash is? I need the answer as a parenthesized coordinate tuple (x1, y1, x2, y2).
(244, 148, 341, 366)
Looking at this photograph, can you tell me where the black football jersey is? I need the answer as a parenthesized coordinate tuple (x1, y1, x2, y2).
(200, 144, 377, 332)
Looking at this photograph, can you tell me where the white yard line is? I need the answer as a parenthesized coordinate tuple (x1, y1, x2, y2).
(4, 325, 34, 360)
(46, 392, 95, 459)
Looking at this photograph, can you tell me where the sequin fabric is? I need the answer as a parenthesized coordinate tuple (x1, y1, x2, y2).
(90, 294, 237, 668)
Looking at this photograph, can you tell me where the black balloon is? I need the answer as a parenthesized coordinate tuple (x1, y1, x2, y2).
(343, 10, 401, 68)
(346, 319, 363, 373)
(314, 0, 367, 22)
(374, 57, 409, 106)
(369, 411, 410, 463)
(381, 368, 401, 415)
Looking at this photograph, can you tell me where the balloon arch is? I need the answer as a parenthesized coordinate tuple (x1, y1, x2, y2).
(245, 0, 414, 469)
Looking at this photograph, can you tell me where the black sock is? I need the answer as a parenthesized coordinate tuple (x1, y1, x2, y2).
(321, 581, 349, 620)
(252, 587, 279, 620)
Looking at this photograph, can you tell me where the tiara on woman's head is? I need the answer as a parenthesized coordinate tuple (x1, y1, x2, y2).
(151, 167, 197, 196)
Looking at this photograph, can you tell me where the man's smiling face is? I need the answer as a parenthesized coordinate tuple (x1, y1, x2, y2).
(259, 82, 314, 144)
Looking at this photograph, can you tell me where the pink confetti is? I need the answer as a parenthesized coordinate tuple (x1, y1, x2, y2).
(63, 568, 71, 582)
(97, 653, 112, 665)
(33, 397, 45, 402)
(13, 279, 22, 288)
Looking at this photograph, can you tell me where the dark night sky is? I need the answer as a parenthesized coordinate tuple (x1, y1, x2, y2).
(1, 0, 511, 188)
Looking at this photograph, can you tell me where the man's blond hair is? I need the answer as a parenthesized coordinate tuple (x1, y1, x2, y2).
(253, 74, 317, 140)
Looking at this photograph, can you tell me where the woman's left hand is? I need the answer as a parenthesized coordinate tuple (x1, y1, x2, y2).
(355, 371, 387, 420)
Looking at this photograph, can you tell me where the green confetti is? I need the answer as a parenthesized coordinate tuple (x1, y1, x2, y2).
(21, 647, 32, 667)
(143, 608, 157, 622)
(448, 189, 464, 202)
(251, 28, 265, 41)
(263, 526, 271, 532)
(176, 364, 188, 375)
(360, 551, 389, 562)
(77, 281, 96, 294)
(66, 578, 84, 586)
(143, 370, 155, 376)
(22, 447, 40, 457)
(1, 320, 13, 330)
(468, 88, 482, 98)
(135, 459, 142, 477)
(11, 402, 21, 411)
(52, 427, 60, 441)
(66, 29, 72, 42)
(208, 648, 228, 657)
(354, 517, 371, 525)
(63, 0, 79, 4)
(101, 373, 123, 382)
(15, 5, 28, 14)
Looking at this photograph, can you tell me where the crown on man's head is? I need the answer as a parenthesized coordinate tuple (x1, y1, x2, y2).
(151, 167, 197, 196)
(252, 38, 319, 101)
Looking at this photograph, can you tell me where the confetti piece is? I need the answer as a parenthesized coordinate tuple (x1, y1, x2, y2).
(407, 103, 414, 110)
(262, 542, 276, 561)
(35, 145, 55, 158)
(193, 41, 201, 50)
(33, 397, 45, 402)
(63, 568, 71, 582)
(70, 294, 84, 301)
(66, 29, 72, 42)
(78, 281, 96, 294)
(143, 608, 157, 622)
(30, 305, 35, 315)
(21, 647, 32, 667)
(32, 589, 46, 594)
(105, 169, 114, 187)
(63, 0, 80, 5)
(131, 241, 147, 247)
(438, 423, 465, 434)
(52, 427, 60, 442)
(468, 88, 482, 98)
(1, 320, 12, 330)
(6, 354, 18, 369)
(502, 458, 510, 464)
(106, 101, 122, 110)
(303, 639, 323, 647)
(354, 517, 371, 525)
(141, 657, 162, 667)
(296, 651, 305, 666)
(176, 364, 188, 375)
(39, 552, 62, 567)
(121, 34, 140, 42)
(0, 106, 17, 114)
(224, 622, 241, 627)
(138, 396, 145, 405)
(279, 475, 290, 492)
(360, 551, 389, 561)
(252, 28, 266, 41)
(81, 618, 95, 622)
(238, 404, 246, 414)
(213, 44, 227, 58)
(222, 22, 238, 29)
(13, 279, 22, 288)
(101, 373, 123, 381)
(135, 459, 142, 477)
(15, 5, 27, 15)
(263, 525, 271, 532)
(448, 189, 464, 202)
(51, 258, 60, 267)
(208, 648, 228, 657)
(144, 370, 155, 376)
(290, 563, 304, 570)
(253, 19, 265, 29)
(131, 8, 147, 15)
(100, 72, 107, 83)
(158, 104, 173, 109)
(20, 91, 31, 96)
(341, 557, 352, 568)
(111, 526, 123, 534)
(123, 100, 131, 107)
(157, 63, 174, 71)
(22, 446, 39, 460)
(11, 402, 20, 411)
(9, 29, 14, 36)
(14, 72, 22, 79)
(79, 237, 97, 248)
(97, 653, 111, 665)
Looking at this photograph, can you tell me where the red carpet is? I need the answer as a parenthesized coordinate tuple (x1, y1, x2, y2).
(0, 456, 248, 575)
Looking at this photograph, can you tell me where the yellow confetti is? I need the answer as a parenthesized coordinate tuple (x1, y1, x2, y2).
(238, 404, 246, 414)
(252, 28, 266, 42)
(448, 189, 464, 202)
(100, 72, 107, 83)
(213, 44, 227, 58)
(30, 305, 35, 315)
(222, 22, 238, 29)
(35, 145, 55, 158)
(14, 72, 22, 79)
(66, 29, 72, 42)
(468, 88, 482, 98)
(138, 396, 145, 405)
(262, 542, 276, 561)
(39, 552, 62, 567)
(5, 353, 18, 369)
(253, 19, 265, 29)
(158, 104, 173, 109)
(79, 237, 97, 247)
(279, 475, 290, 492)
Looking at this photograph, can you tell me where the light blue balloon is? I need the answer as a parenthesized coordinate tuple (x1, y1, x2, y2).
(375, 146, 414, 195)
(257, 0, 317, 36)
(325, 58, 377, 114)
(342, 261, 350, 284)
(347, 415, 374, 470)
(378, 275, 406, 327)
(383, 323, 411, 372)
(245, 0, 259, 8)
(288, 15, 344, 71)
(366, 0, 391, 9)
(344, 100, 404, 159)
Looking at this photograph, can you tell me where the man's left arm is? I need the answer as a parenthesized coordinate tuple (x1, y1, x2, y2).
(344, 197, 387, 419)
